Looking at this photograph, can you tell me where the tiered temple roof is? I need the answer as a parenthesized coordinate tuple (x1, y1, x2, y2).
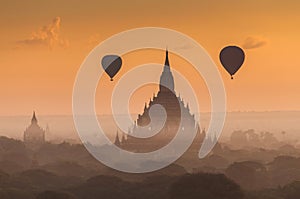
(24, 111, 45, 149)
(115, 50, 205, 152)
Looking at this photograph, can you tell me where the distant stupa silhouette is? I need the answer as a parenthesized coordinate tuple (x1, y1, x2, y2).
(114, 49, 205, 153)
(24, 111, 45, 149)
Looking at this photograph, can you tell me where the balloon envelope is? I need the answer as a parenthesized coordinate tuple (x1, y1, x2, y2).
(219, 46, 245, 79)
(101, 55, 122, 81)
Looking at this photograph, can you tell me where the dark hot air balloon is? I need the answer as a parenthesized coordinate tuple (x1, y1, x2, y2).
(219, 46, 245, 79)
(101, 55, 122, 81)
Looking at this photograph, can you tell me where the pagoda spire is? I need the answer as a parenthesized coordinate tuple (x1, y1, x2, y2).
(114, 131, 120, 146)
(159, 49, 175, 92)
(165, 48, 170, 66)
(31, 111, 38, 124)
(121, 132, 126, 143)
(152, 93, 156, 100)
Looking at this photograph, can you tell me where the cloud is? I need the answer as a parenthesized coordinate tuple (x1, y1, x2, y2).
(242, 36, 267, 49)
(17, 17, 69, 49)
(87, 34, 101, 48)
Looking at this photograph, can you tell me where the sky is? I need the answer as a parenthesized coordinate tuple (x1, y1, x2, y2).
(0, 0, 300, 116)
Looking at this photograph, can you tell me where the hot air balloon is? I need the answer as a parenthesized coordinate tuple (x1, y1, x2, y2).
(219, 46, 245, 79)
(101, 55, 122, 81)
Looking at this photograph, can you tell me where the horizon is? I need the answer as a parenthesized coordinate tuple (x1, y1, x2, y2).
(2, 111, 300, 143)
(2, 109, 300, 117)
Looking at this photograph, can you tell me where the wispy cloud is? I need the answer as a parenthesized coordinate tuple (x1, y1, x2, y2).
(242, 36, 267, 49)
(87, 33, 101, 49)
(17, 17, 69, 49)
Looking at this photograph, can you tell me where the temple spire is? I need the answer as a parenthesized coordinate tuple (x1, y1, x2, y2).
(159, 49, 175, 92)
(114, 131, 120, 146)
(31, 111, 37, 124)
(165, 48, 170, 66)
(121, 132, 126, 143)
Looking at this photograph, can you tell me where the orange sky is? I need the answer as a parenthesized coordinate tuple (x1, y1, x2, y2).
(0, 0, 300, 116)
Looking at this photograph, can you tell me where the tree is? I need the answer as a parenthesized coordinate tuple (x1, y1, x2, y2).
(281, 181, 300, 199)
(169, 173, 244, 199)
(36, 190, 76, 199)
(225, 161, 268, 190)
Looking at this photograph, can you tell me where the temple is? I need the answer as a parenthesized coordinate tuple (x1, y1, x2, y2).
(24, 111, 46, 149)
(114, 50, 205, 153)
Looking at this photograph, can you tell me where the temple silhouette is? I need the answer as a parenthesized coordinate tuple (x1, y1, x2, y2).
(23, 111, 46, 149)
(114, 50, 206, 153)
